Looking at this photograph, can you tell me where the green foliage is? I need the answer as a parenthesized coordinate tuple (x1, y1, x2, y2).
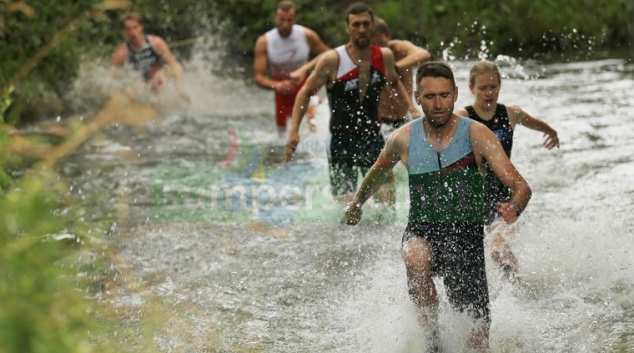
(212, 0, 632, 60)
(0, 175, 93, 353)
(0, 4, 205, 352)
(0, 168, 163, 353)
(0, 86, 15, 123)
(1, 0, 631, 123)
(1, 1, 102, 87)
(384, 0, 633, 60)
(1, 1, 108, 122)
(0, 130, 20, 187)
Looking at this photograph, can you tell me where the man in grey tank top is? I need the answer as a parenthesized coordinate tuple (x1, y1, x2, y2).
(344, 62, 532, 351)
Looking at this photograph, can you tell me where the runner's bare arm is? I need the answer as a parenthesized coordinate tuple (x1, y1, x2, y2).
(110, 44, 128, 66)
(254, 35, 294, 94)
(454, 108, 469, 117)
(285, 51, 336, 162)
(470, 122, 532, 223)
(152, 37, 182, 75)
(253, 36, 276, 90)
(151, 36, 188, 100)
(345, 130, 405, 224)
(289, 29, 329, 81)
(382, 48, 420, 117)
(508, 105, 559, 149)
(305, 29, 329, 55)
(289, 56, 317, 83)
(390, 40, 431, 73)
(289, 30, 330, 83)
(289, 52, 326, 83)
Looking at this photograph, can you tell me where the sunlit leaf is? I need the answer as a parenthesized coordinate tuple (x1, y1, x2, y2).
(6, 2, 35, 18)
(96, 0, 132, 11)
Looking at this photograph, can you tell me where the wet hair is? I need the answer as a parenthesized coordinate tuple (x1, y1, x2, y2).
(373, 17, 390, 37)
(121, 12, 143, 27)
(468, 60, 501, 87)
(277, 0, 296, 12)
(415, 61, 456, 89)
(345, 2, 374, 23)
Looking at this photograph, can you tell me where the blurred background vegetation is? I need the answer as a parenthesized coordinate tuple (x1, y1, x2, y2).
(1, 0, 633, 125)
(0, 0, 633, 352)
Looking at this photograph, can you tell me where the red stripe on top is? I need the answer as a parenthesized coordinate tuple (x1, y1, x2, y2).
(335, 45, 385, 82)
(371, 45, 385, 75)
(337, 68, 358, 82)
(440, 153, 478, 177)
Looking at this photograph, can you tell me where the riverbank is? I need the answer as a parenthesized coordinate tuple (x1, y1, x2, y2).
(2, 0, 632, 126)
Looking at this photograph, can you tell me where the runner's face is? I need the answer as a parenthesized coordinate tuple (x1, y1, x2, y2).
(415, 77, 458, 127)
(123, 19, 144, 43)
(275, 9, 296, 37)
(470, 72, 500, 109)
(346, 12, 373, 48)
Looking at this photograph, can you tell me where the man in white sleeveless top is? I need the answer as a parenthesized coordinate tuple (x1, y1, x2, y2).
(254, 1, 329, 137)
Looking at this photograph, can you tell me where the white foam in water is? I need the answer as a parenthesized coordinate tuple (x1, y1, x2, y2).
(336, 253, 430, 352)
(183, 52, 272, 119)
(324, 59, 634, 352)
(337, 250, 498, 352)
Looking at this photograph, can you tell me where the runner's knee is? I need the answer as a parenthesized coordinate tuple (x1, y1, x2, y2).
(402, 238, 434, 274)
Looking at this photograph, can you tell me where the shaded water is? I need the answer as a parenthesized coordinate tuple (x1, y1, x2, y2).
(60, 56, 634, 352)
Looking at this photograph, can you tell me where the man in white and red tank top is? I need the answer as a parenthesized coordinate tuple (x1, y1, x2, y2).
(253, 1, 329, 137)
(284, 2, 415, 202)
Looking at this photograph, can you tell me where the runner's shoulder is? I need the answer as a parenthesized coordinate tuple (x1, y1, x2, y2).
(387, 120, 413, 152)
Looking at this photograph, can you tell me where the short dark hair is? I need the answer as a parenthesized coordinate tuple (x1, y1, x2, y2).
(345, 2, 374, 23)
(121, 12, 143, 27)
(416, 61, 456, 89)
(277, 0, 295, 12)
(374, 17, 390, 37)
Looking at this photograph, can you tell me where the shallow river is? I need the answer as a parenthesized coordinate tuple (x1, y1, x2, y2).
(61, 56, 634, 352)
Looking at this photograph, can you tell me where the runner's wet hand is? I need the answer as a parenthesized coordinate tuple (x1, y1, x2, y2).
(284, 131, 300, 163)
(496, 202, 519, 224)
(274, 80, 295, 95)
(289, 69, 306, 84)
(344, 202, 362, 225)
(543, 131, 559, 150)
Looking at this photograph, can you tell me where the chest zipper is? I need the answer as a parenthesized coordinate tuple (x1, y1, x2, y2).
(437, 152, 442, 169)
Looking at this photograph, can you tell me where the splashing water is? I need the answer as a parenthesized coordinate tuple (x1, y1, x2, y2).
(49, 37, 634, 353)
